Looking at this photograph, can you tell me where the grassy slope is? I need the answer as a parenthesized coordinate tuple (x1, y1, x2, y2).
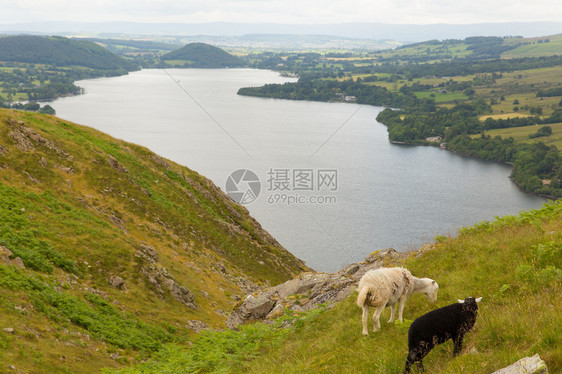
(472, 122, 562, 149)
(109, 202, 562, 374)
(502, 34, 562, 58)
(0, 109, 308, 372)
(233, 203, 561, 373)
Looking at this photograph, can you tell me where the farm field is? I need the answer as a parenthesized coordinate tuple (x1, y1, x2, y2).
(502, 34, 562, 58)
(472, 122, 562, 148)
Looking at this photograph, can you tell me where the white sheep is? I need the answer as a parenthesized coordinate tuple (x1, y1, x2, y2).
(356, 267, 438, 335)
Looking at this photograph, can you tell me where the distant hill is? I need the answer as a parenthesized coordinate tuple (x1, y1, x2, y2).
(0, 35, 137, 71)
(161, 42, 245, 68)
(375, 34, 562, 63)
(2, 21, 562, 43)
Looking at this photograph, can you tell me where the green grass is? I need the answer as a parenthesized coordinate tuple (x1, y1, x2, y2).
(105, 202, 562, 373)
(502, 34, 562, 59)
(474, 122, 562, 148)
(237, 202, 562, 373)
(415, 91, 468, 103)
(0, 108, 308, 372)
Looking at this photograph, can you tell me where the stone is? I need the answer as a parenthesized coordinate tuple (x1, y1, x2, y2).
(138, 244, 159, 263)
(226, 293, 275, 328)
(0, 246, 25, 269)
(3, 327, 14, 334)
(186, 320, 207, 333)
(109, 276, 126, 290)
(492, 354, 548, 374)
(107, 155, 128, 173)
(227, 246, 409, 328)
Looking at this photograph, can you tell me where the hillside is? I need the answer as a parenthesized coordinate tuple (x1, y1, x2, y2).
(112, 202, 562, 374)
(0, 35, 136, 71)
(161, 43, 245, 68)
(0, 108, 309, 372)
(0, 35, 140, 103)
(375, 34, 562, 62)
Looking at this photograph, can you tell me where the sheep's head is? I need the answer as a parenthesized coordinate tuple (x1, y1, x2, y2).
(457, 297, 482, 313)
(424, 279, 439, 303)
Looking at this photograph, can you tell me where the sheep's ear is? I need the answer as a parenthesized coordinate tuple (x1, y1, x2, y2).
(432, 280, 436, 285)
(457, 299, 465, 304)
(475, 297, 482, 303)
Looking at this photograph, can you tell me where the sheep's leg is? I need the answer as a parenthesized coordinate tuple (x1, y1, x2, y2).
(361, 305, 370, 335)
(388, 304, 397, 323)
(397, 296, 407, 322)
(453, 333, 465, 356)
(403, 357, 412, 374)
(372, 305, 385, 331)
(417, 361, 425, 372)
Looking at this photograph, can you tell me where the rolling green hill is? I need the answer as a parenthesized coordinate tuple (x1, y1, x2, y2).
(374, 34, 562, 63)
(161, 43, 245, 68)
(0, 35, 137, 71)
(0, 108, 308, 372)
(502, 34, 562, 59)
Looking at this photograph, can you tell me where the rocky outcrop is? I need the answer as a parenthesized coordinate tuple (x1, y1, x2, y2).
(186, 320, 208, 333)
(108, 276, 126, 290)
(0, 144, 7, 156)
(135, 243, 196, 309)
(227, 248, 409, 328)
(7, 119, 71, 159)
(0, 246, 25, 269)
(492, 354, 548, 374)
(107, 155, 128, 173)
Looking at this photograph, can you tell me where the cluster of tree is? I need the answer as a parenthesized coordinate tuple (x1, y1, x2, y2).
(481, 110, 562, 130)
(537, 87, 562, 97)
(375, 99, 490, 143)
(238, 75, 436, 111)
(464, 36, 517, 59)
(529, 126, 553, 139)
(0, 101, 56, 114)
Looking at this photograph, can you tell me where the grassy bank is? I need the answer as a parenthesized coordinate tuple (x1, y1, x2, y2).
(115, 201, 562, 373)
(0, 109, 308, 372)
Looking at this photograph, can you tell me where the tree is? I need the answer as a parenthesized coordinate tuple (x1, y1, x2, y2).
(529, 126, 552, 139)
(39, 105, 56, 115)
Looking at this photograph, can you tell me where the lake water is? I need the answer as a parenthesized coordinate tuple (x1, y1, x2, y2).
(49, 69, 547, 272)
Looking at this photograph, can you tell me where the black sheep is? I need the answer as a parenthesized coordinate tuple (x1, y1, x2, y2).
(404, 297, 481, 373)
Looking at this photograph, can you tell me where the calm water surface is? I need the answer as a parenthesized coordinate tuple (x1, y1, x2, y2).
(50, 69, 547, 272)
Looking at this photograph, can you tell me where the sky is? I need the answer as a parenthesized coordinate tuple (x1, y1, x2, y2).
(1, 0, 561, 25)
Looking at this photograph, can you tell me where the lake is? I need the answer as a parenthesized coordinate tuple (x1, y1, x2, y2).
(49, 68, 547, 272)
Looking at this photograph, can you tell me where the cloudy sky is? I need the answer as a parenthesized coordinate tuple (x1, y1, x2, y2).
(0, 0, 561, 25)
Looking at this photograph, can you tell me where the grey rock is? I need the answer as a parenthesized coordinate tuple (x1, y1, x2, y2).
(138, 244, 159, 263)
(226, 293, 276, 328)
(227, 247, 407, 328)
(107, 155, 128, 173)
(492, 354, 548, 374)
(0, 246, 25, 269)
(186, 320, 208, 333)
(109, 276, 126, 290)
